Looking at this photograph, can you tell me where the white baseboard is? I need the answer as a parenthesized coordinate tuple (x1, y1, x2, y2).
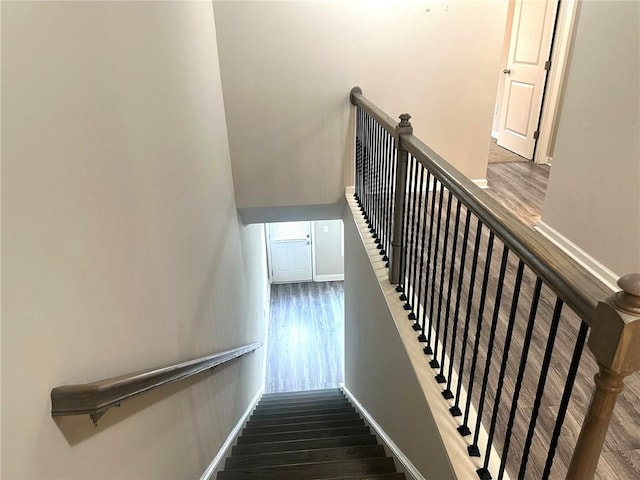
(535, 221, 618, 292)
(313, 273, 345, 282)
(340, 385, 425, 480)
(199, 388, 263, 480)
(472, 178, 489, 189)
(491, 130, 499, 139)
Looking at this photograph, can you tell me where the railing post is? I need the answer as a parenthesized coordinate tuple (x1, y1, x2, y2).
(567, 273, 640, 479)
(388, 113, 413, 284)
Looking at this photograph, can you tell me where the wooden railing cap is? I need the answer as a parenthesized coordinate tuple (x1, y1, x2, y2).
(614, 273, 640, 315)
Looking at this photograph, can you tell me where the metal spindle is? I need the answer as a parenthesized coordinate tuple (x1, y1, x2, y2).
(409, 165, 426, 323)
(442, 209, 472, 398)
(398, 154, 415, 298)
(518, 296, 564, 479)
(497, 278, 544, 480)
(437, 199, 463, 384)
(459, 232, 495, 436)
(543, 321, 588, 478)
(478, 260, 526, 480)
(450, 219, 483, 417)
(419, 177, 440, 354)
(403, 157, 420, 310)
(412, 170, 432, 331)
(468, 244, 510, 456)
(429, 188, 451, 369)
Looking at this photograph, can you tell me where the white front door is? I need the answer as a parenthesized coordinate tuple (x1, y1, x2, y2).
(268, 221, 313, 284)
(497, 0, 559, 159)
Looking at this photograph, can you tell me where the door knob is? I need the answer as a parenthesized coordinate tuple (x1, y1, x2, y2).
(503, 68, 511, 74)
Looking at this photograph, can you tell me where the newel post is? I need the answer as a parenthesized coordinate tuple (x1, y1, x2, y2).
(567, 273, 640, 479)
(388, 113, 413, 285)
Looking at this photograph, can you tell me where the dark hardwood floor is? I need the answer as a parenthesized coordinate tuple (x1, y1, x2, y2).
(265, 281, 344, 394)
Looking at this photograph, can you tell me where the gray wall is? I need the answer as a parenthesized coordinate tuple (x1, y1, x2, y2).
(314, 220, 344, 278)
(343, 207, 455, 479)
(2, 2, 268, 478)
(541, 0, 640, 275)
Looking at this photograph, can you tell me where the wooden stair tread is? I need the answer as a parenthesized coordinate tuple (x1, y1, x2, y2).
(317, 474, 406, 480)
(248, 412, 359, 427)
(217, 457, 396, 480)
(220, 391, 404, 480)
(244, 418, 364, 435)
(231, 434, 379, 456)
(224, 444, 385, 469)
(237, 426, 372, 444)
(256, 397, 349, 410)
(251, 406, 356, 420)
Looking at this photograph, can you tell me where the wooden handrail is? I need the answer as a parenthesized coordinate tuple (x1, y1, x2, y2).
(51, 342, 262, 424)
(350, 86, 611, 323)
(350, 86, 640, 479)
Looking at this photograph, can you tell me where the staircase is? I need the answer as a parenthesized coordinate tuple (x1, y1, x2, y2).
(218, 388, 406, 479)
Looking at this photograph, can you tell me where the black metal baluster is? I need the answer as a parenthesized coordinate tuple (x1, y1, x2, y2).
(497, 278, 544, 480)
(381, 131, 391, 261)
(430, 188, 452, 369)
(518, 296, 564, 479)
(385, 135, 396, 265)
(542, 321, 588, 478)
(450, 219, 483, 417)
(404, 157, 420, 310)
(413, 171, 432, 332)
(409, 165, 426, 323)
(371, 121, 381, 240)
(442, 208, 472, 398)
(355, 107, 362, 205)
(427, 182, 445, 358)
(459, 232, 495, 436)
(419, 177, 440, 354)
(477, 260, 526, 480)
(468, 245, 510, 456)
(361, 111, 369, 220)
(436, 198, 463, 384)
(397, 151, 414, 296)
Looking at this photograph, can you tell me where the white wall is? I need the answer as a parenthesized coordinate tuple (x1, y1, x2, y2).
(313, 220, 344, 280)
(541, 0, 640, 276)
(213, 0, 509, 220)
(343, 207, 455, 479)
(1, 2, 268, 478)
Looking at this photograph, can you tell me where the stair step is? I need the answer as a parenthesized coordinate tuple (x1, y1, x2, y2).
(237, 426, 371, 444)
(248, 412, 359, 427)
(252, 405, 356, 420)
(261, 388, 342, 400)
(217, 457, 396, 480)
(232, 434, 379, 456)
(256, 398, 351, 411)
(317, 474, 406, 480)
(259, 392, 345, 405)
(224, 444, 386, 469)
(244, 418, 364, 435)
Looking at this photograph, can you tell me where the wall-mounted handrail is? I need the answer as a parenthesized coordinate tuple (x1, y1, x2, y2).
(51, 342, 262, 424)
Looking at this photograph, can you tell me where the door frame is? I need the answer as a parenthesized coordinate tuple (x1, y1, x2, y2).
(493, 0, 579, 165)
(533, 0, 580, 164)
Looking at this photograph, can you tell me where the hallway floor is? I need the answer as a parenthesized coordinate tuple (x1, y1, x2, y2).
(265, 281, 344, 393)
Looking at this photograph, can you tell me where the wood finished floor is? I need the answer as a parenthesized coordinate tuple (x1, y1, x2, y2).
(265, 281, 344, 394)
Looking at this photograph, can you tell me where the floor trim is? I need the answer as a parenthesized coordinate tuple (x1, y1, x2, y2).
(472, 178, 489, 189)
(340, 384, 425, 480)
(535, 221, 618, 291)
(199, 388, 263, 480)
(313, 273, 345, 282)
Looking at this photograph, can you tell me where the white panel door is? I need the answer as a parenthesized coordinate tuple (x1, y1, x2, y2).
(497, 0, 558, 159)
(269, 221, 313, 284)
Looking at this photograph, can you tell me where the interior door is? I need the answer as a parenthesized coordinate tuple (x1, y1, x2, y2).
(268, 221, 313, 284)
(497, 0, 559, 159)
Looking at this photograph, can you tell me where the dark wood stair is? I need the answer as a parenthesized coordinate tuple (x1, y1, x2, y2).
(218, 389, 406, 480)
